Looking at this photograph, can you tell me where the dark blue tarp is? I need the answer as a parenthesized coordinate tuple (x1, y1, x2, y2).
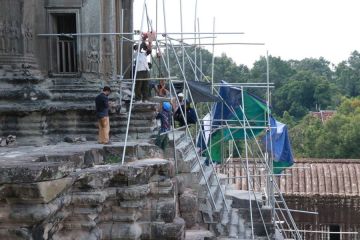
(264, 116, 294, 174)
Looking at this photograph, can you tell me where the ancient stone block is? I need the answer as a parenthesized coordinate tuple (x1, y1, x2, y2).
(116, 184, 150, 201)
(110, 206, 141, 222)
(111, 222, 142, 240)
(84, 148, 104, 167)
(71, 191, 111, 205)
(0, 161, 75, 184)
(0, 227, 32, 240)
(0, 177, 73, 203)
(151, 217, 185, 240)
(155, 198, 176, 223)
(149, 178, 175, 197)
(179, 189, 198, 212)
(51, 228, 102, 240)
(0, 196, 69, 225)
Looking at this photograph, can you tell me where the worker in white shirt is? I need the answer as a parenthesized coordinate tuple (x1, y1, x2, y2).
(133, 43, 151, 103)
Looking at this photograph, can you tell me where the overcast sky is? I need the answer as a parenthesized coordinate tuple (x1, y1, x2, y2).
(133, 0, 360, 67)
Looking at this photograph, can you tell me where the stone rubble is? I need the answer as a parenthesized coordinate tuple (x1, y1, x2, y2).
(0, 135, 17, 147)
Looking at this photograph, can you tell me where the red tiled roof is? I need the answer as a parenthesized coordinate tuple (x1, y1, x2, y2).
(310, 110, 336, 122)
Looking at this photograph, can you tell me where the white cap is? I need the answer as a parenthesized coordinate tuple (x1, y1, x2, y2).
(178, 93, 184, 98)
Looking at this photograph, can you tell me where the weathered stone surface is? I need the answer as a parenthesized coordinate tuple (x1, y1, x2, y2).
(51, 228, 101, 240)
(100, 222, 142, 240)
(117, 184, 150, 200)
(0, 227, 33, 240)
(0, 195, 70, 226)
(0, 160, 75, 184)
(0, 177, 73, 203)
(179, 189, 198, 212)
(155, 198, 176, 223)
(151, 217, 185, 240)
(149, 178, 175, 197)
(179, 189, 198, 228)
(84, 148, 104, 167)
(71, 191, 112, 205)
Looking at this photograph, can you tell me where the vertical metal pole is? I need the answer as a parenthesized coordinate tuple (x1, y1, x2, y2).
(266, 51, 275, 223)
(162, 0, 178, 173)
(180, 0, 187, 139)
(211, 17, 215, 94)
(120, 9, 124, 79)
(121, 0, 146, 165)
(197, 18, 202, 82)
(193, 0, 197, 81)
(180, 0, 185, 73)
(209, 18, 215, 159)
(241, 86, 255, 239)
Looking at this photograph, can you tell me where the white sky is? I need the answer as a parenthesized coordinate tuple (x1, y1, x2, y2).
(133, 0, 360, 67)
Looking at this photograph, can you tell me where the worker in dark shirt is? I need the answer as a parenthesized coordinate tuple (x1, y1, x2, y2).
(155, 102, 172, 150)
(174, 101, 197, 127)
(95, 86, 111, 144)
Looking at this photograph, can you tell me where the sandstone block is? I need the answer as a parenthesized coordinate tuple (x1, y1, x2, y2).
(0, 177, 73, 203)
(179, 189, 198, 213)
(100, 222, 142, 240)
(0, 161, 75, 184)
(155, 198, 176, 223)
(116, 184, 150, 200)
(151, 217, 185, 240)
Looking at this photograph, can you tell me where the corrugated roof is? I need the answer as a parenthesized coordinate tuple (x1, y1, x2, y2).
(230, 158, 360, 197)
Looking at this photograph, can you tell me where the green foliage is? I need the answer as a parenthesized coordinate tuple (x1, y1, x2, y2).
(334, 51, 360, 97)
(251, 56, 295, 87)
(290, 97, 360, 158)
(104, 155, 121, 164)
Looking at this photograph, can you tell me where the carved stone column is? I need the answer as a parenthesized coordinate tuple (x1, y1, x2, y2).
(0, 0, 49, 113)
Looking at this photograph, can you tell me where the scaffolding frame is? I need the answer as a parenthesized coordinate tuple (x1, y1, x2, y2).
(36, 0, 309, 239)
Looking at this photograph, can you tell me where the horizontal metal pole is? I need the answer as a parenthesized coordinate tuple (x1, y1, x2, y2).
(169, 36, 217, 41)
(212, 82, 274, 86)
(159, 126, 187, 136)
(223, 174, 291, 179)
(38, 32, 135, 37)
(275, 208, 318, 215)
(273, 166, 311, 169)
(281, 229, 358, 234)
(120, 77, 180, 81)
(159, 32, 245, 35)
(213, 85, 274, 88)
(168, 42, 265, 47)
(38, 31, 245, 37)
(192, 42, 265, 46)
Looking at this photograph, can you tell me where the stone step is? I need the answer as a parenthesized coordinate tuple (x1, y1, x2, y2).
(118, 112, 156, 121)
(170, 137, 192, 159)
(176, 151, 203, 173)
(185, 229, 214, 240)
(0, 141, 164, 184)
(113, 132, 156, 141)
(226, 190, 263, 210)
(168, 130, 187, 147)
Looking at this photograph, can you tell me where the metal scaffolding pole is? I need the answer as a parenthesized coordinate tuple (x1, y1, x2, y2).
(121, 0, 147, 165)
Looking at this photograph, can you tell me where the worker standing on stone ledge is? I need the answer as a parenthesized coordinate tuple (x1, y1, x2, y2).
(95, 86, 112, 144)
(133, 43, 151, 103)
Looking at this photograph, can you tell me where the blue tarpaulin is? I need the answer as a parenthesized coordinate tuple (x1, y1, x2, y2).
(264, 116, 294, 174)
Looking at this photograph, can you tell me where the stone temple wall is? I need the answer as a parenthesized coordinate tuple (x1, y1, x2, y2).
(0, 0, 134, 145)
(0, 143, 185, 240)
